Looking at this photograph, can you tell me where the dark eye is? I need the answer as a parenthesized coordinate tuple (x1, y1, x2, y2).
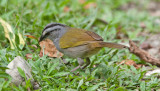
(54, 28, 60, 31)
(46, 32, 50, 35)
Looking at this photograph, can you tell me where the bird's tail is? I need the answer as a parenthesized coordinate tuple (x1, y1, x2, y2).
(98, 42, 128, 49)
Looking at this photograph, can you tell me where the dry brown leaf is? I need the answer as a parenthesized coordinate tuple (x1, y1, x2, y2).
(39, 39, 63, 57)
(26, 53, 32, 59)
(31, 45, 38, 49)
(63, 6, 70, 12)
(120, 59, 143, 69)
(78, 0, 85, 4)
(140, 22, 146, 29)
(120, 59, 135, 65)
(25, 35, 37, 39)
(124, 60, 135, 65)
(135, 64, 143, 69)
(84, 2, 96, 9)
(116, 26, 128, 39)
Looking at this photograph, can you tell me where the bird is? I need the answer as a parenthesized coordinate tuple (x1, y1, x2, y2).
(39, 23, 128, 72)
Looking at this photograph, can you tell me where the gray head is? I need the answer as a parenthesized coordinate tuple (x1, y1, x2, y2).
(39, 22, 68, 42)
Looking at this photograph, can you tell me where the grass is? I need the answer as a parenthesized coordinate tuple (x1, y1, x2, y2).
(0, 0, 160, 90)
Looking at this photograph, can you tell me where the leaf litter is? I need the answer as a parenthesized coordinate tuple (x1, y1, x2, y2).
(39, 39, 63, 58)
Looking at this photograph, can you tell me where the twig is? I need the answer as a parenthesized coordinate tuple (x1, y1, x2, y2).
(129, 40, 160, 67)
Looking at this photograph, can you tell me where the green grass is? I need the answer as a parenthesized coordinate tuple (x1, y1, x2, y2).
(0, 0, 160, 90)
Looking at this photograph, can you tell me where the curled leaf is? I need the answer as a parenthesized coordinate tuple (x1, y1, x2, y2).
(24, 35, 37, 39)
(63, 6, 70, 12)
(0, 17, 15, 49)
(0, 17, 25, 49)
(39, 39, 63, 57)
(84, 2, 96, 9)
(120, 59, 143, 69)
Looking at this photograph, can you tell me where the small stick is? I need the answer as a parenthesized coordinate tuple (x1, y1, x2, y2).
(129, 40, 160, 67)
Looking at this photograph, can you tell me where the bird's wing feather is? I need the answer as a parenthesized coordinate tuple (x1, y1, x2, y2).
(59, 28, 103, 48)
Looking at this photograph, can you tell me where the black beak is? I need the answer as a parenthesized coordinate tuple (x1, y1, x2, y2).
(39, 35, 45, 42)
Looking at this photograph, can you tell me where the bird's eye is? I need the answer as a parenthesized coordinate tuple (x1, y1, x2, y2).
(46, 32, 50, 35)
(54, 28, 60, 31)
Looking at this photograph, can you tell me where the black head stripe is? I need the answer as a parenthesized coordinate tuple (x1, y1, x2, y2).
(42, 23, 66, 33)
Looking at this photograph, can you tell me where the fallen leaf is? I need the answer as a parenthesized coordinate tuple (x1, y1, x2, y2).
(31, 45, 38, 49)
(24, 35, 37, 39)
(0, 17, 25, 49)
(63, 6, 70, 12)
(124, 60, 135, 65)
(26, 54, 32, 59)
(135, 64, 143, 69)
(116, 26, 128, 39)
(120, 60, 135, 65)
(84, 2, 96, 9)
(140, 22, 146, 29)
(120, 59, 143, 69)
(0, 18, 15, 49)
(145, 68, 160, 76)
(78, 0, 85, 4)
(39, 39, 63, 57)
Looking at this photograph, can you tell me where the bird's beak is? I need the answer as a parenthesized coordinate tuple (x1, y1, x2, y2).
(39, 35, 45, 42)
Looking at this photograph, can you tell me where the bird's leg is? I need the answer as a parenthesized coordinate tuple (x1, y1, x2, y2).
(71, 58, 84, 72)
(81, 57, 90, 69)
(60, 57, 69, 65)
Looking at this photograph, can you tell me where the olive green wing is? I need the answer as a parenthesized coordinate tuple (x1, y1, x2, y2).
(59, 28, 103, 49)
